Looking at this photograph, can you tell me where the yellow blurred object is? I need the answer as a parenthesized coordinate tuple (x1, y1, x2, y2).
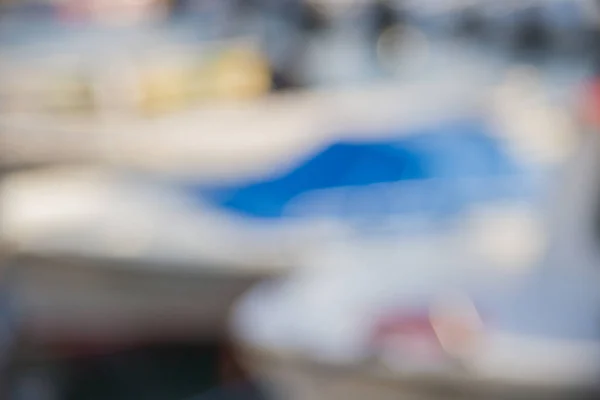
(212, 47, 271, 100)
(138, 46, 271, 115)
(138, 64, 188, 115)
(0, 42, 272, 118)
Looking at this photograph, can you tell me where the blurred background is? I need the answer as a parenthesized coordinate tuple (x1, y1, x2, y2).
(1, 0, 600, 399)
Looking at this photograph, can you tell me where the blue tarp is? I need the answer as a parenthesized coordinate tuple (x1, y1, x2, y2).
(185, 119, 532, 219)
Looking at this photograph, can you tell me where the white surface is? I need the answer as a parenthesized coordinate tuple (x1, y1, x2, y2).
(0, 74, 575, 268)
